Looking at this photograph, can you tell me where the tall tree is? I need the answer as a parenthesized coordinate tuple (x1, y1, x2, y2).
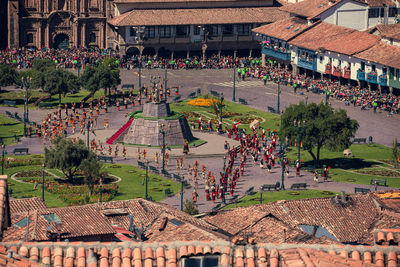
(280, 102, 359, 166)
(30, 59, 56, 89)
(43, 68, 79, 105)
(44, 137, 90, 181)
(393, 138, 399, 168)
(0, 64, 18, 92)
(80, 153, 104, 196)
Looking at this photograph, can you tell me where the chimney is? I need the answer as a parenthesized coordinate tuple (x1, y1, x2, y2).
(0, 175, 11, 240)
(159, 217, 168, 231)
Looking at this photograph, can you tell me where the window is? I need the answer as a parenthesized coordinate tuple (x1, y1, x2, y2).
(130, 28, 136, 37)
(389, 7, 398, 17)
(372, 64, 376, 71)
(237, 24, 250, 36)
(368, 8, 379, 18)
(319, 56, 323, 63)
(380, 8, 385, 17)
(383, 67, 387, 75)
(222, 24, 234, 36)
(26, 33, 33, 44)
(89, 32, 96, 43)
(145, 27, 155, 38)
(159, 26, 171, 38)
(210, 25, 218, 36)
(175, 25, 188, 37)
(361, 61, 365, 71)
(15, 218, 31, 228)
(182, 256, 219, 267)
(43, 214, 62, 223)
(194, 26, 201, 35)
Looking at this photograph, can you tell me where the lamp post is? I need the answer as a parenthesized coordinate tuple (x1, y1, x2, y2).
(294, 120, 306, 163)
(42, 163, 45, 201)
(164, 68, 168, 101)
(133, 26, 145, 91)
(278, 145, 286, 190)
(99, 178, 103, 202)
(218, 93, 224, 124)
(22, 77, 31, 137)
(180, 175, 184, 211)
(277, 76, 281, 114)
(232, 66, 236, 102)
(1, 144, 6, 175)
(86, 121, 90, 149)
(144, 159, 149, 200)
(159, 124, 168, 173)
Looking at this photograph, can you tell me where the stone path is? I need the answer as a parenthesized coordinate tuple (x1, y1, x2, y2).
(0, 69, 398, 212)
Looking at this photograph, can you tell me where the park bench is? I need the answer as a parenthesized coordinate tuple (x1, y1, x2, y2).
(238, 98, 248, 105)
(2, 100, 16, 107)
(267, 106, 277, 114)
(244, 186, 255, 195)
(261, 182, 280, 191)
(290, 183, 307, 190)
(188, 92, 196, 98)
(210, 90, 219, 97)
(354, 187, 371, 194)
(137, 161, 146, 169)
(5, 111, 14, 118)
(149, 165, 159, 174)
(370, 178, 387, 186)
(14, 112, 23, 122)
(173, 96, 181, 102)
(352, 138, 367, 144)
(13, 148, 29, 155)
(39, 103, 54, 109)
(98, 156, 113, 163)
(165, 188, 173, 197)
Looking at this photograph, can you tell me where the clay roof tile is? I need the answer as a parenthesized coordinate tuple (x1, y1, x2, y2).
(203, 246, 211, 254)
(351, 251, 360, 261)
(363, 252, 372, 264)
(179, 246, 187, 257)
(195, 246, 203, 255)
(187, 245, 195, 255)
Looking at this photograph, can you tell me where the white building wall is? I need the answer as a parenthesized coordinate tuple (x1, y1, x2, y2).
(320, 0, 368, 30)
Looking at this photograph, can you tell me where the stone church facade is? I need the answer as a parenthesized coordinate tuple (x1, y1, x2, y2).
(6, 0, 112, 49)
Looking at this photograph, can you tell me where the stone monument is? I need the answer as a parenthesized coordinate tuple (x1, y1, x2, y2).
(115, 80, 194, 146)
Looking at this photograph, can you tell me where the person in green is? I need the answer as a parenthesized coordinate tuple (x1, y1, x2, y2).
(353, 95, 357, 107)
(263, 74, 267, 85)
(241, 69, 245, 81)
(251, 59, 255, 66)
(185, 60, 189, 69)
(373, 101, 378, 113)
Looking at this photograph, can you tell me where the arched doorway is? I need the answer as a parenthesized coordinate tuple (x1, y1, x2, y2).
(53, 34, 69, 49)
(142, 47, 156, 56)
(126, 47, 140, 58)
(158, 47, 171, 58)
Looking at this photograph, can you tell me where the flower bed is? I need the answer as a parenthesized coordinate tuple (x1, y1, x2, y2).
(233, 116, 263, 124)
(188, 99, 223, 107)
(46, 182, 119, 205)
(14, 170, 51, 178)
(182, 112, 201, 118)
(222, 112, 242, 118)
(354, 168, 400, 177)
(5, 158, 42, 168)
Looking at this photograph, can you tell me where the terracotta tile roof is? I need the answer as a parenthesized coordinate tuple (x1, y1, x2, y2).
(373, 23, 400, 39)
(375, 191, 400, 212)
(1, 241, 395, 267)
(354, 41, 400, 69)
(279, 0, 343, 19)
(289, 21, 355, 51)
(202, 194, 381, 244)
(9, 198, 47, 215)
(364, 0, 396, 7)
(252, 17, 311, 41)
(108, 7, 289, 26)
(0, 176, 10, 241)
(114, 0, 233, 2)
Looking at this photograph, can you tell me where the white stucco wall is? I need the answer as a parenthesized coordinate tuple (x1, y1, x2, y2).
(320, 0, 368, 30)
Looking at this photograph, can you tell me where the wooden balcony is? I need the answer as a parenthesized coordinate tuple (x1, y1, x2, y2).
(325, 64, 332, 75)
(332, 66, 342, 77)
(343, 69, 351, 79)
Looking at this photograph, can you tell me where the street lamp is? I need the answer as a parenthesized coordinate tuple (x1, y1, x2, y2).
(42, 163, 45, 201)
(278, 145, 287, 190)
(164, 69, 168, 101)
(277, 76, 281, 114)
(159, 124, 168, 172)
(99, 178, 103, 202)
(294, 120, 306, 163)
(1, 144, 6, 175)
(144, 159, 149, 200)
(180, 175, 184, 211)
(21, 77, 31, 137)
(232, 66, 236, 102)
(86, 121, 91, 149)
(132, 26, 145, 90)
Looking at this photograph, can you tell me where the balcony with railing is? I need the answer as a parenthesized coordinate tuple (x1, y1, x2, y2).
(332, 66, 342, 77)
(357, 69, 366, 81)
(325, 64, 332, 74)
(261, 43, 290, 61)
(366, 72, 378, 84)
(297, 56, 316, 71)
(343, 68, 351, 79)
(378, 75, 388, 86)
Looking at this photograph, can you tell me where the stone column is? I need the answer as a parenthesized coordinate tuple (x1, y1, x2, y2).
(73, 20, 78, 48)
(37, 22, 42, 48)
(249, 49, 252, 58)
(233, 49, 237, 58)
(45, 21, 49, 48)
(186, 50, 189, 59)
(81, 22, 86, 47)
(262, 53, 266, 66)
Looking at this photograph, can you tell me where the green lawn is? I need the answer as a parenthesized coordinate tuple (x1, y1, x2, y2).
(4, 155, 181, 208)
(286, 143, 400, 188)
(224, 189, 338, 209)
(0, 115, 24, 145)
(170, 96, 281, 133)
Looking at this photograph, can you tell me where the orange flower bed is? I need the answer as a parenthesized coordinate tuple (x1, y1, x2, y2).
(188, 98, 223, 107)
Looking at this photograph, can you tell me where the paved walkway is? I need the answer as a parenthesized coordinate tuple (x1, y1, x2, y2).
(0, 69, 398, 212)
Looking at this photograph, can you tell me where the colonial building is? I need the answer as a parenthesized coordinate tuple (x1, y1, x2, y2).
(107, 0, 289, 58)
(6, 0, 112, 49)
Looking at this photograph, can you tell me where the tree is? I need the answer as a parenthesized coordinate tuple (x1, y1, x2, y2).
(80, 153, 105, 196)
(44, 137, 90, 181)
(183, 199, 199, 215)
(99, 57, 121, 98)
(280, 102, 359, 167)
(43, 68, 79, 105)
(30, 59, 56, 89)
(0, 64, 18, 92)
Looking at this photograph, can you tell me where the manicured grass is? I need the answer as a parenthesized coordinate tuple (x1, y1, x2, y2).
(121, 138, 207, 148)
(170, 96, 280, 133)
(286, 143, 400, 188)
(5, 156, 181, 207)
(223, 189, 338, 209)
(0, 115, 24, 145)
